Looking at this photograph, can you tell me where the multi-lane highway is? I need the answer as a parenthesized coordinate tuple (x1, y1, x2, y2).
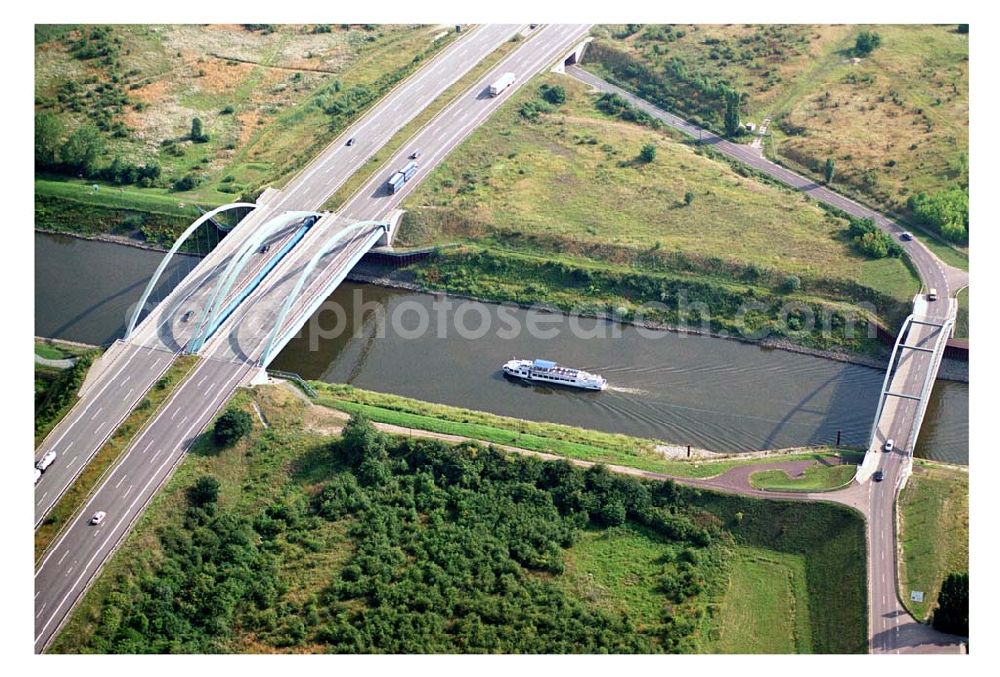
(35, 26, 965, 655)
(34, 23, 591, 653)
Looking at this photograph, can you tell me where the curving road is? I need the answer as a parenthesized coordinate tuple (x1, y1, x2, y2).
(567, 65, 966, 654)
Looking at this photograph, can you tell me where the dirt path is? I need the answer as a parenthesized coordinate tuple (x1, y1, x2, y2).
(272, 381, 864, 511)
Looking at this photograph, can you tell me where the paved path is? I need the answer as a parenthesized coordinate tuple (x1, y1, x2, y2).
(35, 354, 77, 370)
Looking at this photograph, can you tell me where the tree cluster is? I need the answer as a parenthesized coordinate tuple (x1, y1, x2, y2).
(907, 188, 968, 244)
(848, 217, 903, 259)
(79, 414, 720, 653)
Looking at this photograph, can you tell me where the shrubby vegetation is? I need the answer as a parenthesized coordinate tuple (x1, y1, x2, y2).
(908, 188, 969, 244)
(35, 353, 93, 436)
(213, 409, 253, 447)
(75, 414, 724, 653)
(585, 40, 746, 137)
(416, 247, 901, 354)
(847, 217, 903, 259)
(853, 31, 883, 57)
(35, 112, 161, 186)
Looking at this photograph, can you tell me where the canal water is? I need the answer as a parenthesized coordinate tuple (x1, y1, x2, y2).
(35, 232, 969, 462)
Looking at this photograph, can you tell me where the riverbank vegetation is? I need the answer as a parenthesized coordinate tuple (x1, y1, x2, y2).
(35, 24, 460, 241)
(398, 72, 917, 355)
(898, 461, 968, 622)
(35, 350, 98, 444)
(585, 25, 968, 253)
(53, 385, 867, 653)
(35, 356, 199, 561)
(311, 382, 861, 479)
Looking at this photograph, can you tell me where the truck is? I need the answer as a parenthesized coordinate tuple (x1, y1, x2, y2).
(489, 72, 516, 97)
(36, 450, 57, 472)
(401, 161, 418, 181)
(387, 171, 405, 194)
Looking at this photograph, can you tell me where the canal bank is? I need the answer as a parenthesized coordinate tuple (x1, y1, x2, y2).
(35, 231, 969, 462)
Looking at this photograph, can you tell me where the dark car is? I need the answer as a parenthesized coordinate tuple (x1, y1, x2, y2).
(409, 150, 421, 159)
(346, 137, 355, 147)
(900, 232, 914, 241)
(873, 470, 885, 482)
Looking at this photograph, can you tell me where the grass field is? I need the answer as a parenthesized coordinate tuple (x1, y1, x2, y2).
(691, 492, 868, 653)
(312, 382, 862, 479)
(898, 462, 969, 621)
(749, 462, 857, 492)
(710, 546, 811, 653)
(54, 384, 867, 653)
(400, 72, 917, 305)
(955, 287, 969, 339)
(589, 25, 968, 235)
(36, 24, 459, 206)
(35, 356, 199, 561)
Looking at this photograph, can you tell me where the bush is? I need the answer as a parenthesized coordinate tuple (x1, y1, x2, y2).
(540, 83, 566, 105)
(171, 174, 200, 192)
(780, 275, 802, 293)
(213, 409, 253, 447)
(854, 31, 882, 56)
(188, 475, 220, 507)
(684, 191, 695, 205)
(639, 143, 657, 163)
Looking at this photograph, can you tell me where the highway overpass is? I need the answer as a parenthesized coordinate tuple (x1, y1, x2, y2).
(34, 23, 592, 653)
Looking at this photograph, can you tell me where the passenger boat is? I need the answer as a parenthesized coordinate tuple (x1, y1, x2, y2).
(502, 358, 607, 391)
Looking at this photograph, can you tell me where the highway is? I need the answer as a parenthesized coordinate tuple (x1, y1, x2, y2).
(34, 24, 590, 653)
(35, 27, 965, 655)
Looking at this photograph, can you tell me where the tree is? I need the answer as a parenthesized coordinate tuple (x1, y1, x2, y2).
(190, 117, 209, 143)
(957, 24, 969, 35)
(932, 572, 968, 636)
(683, 191, 695, 205)
(824, 157, 835, 184)
(723, 89, 741, 137)
(854, 31, 882, 56)
(213, 409, 252, 447)
(639, 143, 657, 163)
(541, 84, 566, 105)
(61, 124, 104, 176)
(339, 413, 388, 467)
(188, 475, 220, 507)
(35, 112, 64, 170)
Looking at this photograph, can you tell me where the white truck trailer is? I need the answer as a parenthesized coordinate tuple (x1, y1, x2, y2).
(489, 72, 516, 97)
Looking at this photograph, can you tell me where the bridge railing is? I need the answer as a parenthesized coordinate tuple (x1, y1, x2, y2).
(266, 370, 317, 398)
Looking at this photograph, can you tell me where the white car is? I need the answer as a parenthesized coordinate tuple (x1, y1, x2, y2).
(35, 468, 42, 484)
(883, 438, 895, 453)
(90, 511, 107, 526)
(36, 450, 57, 472)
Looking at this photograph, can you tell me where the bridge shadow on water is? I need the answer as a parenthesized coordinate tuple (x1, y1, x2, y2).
(757, 358, 882, 451)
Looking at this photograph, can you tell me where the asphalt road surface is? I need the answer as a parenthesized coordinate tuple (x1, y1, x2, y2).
(34, 24, 588, 653)
(566, 66, 968, 301)
(568, 66, 966, 654)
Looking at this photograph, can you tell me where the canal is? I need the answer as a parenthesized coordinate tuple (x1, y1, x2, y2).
(35, 232, 969, 462)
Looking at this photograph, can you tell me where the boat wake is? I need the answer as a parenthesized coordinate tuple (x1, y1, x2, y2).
(604, 385, 648, 395)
